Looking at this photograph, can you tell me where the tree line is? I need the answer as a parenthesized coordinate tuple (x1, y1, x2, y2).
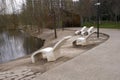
(0, 0, 120, 31)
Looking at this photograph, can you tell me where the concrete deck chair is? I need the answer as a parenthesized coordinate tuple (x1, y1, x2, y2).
(73, 31, 95, 46)
(81, 26, 94, 36)
(75, 26, 87, 35)
(31, 36, 72, 63)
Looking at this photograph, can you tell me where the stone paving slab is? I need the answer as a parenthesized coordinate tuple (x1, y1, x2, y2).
(0, 66, 41, 80)
(34, 29, 120, 80)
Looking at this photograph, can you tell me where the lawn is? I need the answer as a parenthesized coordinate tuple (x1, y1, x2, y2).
(83, 21, 120, 29)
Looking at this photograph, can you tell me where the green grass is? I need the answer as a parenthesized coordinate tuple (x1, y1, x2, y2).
(83, 21, 120, 29)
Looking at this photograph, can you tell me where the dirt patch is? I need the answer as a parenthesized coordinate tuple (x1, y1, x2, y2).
(0, 28, 109, 80)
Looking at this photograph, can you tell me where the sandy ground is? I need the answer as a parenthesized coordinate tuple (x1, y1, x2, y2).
(0, 28, 109, 80)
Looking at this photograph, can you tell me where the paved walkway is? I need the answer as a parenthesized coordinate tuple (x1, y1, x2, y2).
(35, 29, 120, 80)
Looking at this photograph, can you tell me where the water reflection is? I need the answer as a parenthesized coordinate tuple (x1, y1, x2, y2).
(0, 30, 45, 63)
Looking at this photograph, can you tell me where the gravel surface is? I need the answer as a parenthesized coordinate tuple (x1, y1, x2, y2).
(0, 28, 109, 80)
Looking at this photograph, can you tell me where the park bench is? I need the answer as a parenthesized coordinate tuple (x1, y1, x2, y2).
(73, 31, 95, 46)
(31, 36, 72, 63)
(81, 26, 94, 36)
(75, 26, 87, 35)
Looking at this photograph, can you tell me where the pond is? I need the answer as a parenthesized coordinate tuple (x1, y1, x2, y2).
(0, 29, 45, 63)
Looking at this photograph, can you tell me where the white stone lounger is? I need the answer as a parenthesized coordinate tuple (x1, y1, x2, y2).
(31, 36, 72, 63)
(73, 32, 95, 46)
(75, 26, 87, 35)
(81, 26, 94, 36)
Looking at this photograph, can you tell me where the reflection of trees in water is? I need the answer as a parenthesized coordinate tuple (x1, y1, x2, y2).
(0, 30, 25, 63)
(0, 30, 45, 63)
(23, 36, 45, 54)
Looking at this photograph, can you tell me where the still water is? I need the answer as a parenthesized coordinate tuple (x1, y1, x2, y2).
(0, 30, 44, 63)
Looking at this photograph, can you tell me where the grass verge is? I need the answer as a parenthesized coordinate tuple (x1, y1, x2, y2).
(83, 21, 120, 29)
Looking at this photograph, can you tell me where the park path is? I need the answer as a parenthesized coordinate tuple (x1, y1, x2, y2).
(34, 29, 120, 80)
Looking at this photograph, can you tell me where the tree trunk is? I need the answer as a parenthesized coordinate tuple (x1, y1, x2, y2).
(80, 16, 83, 27)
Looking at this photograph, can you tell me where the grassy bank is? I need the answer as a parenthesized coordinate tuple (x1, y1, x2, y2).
(83, 21, 120, 29)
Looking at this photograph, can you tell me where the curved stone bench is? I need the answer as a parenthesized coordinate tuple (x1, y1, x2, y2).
(31, 36, 72, 63)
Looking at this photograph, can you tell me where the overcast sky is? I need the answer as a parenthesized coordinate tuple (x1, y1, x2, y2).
(0, 0, 26, 14)
(1, 0, 79, 14)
